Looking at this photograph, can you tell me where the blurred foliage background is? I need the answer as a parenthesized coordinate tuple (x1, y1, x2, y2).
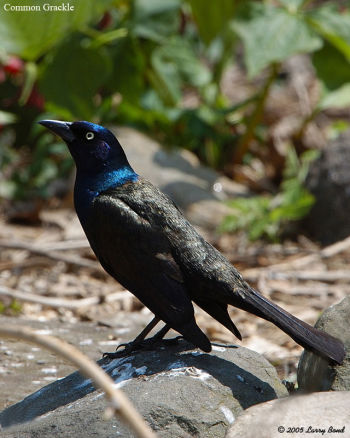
(1, 0, 350, 240)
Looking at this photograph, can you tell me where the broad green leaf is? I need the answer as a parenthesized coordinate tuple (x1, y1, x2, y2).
(313, 42, 350, 109)
(39, 38, 112, 119)
(150, 53, 182, 106)
(131, 0, 181, 42)
(150, 37, 211, 105)
(107, 37, 146, 103)
(232, 3, 322, 77)
(313, 42, 350, 91)
(0, 0, 111, 60)
(159, 38, 211, 87)
(320, 83, 350, 110)
(278, 0, 305, 13)
(188, 0, 236, 45)
(308, 5, 350, 60)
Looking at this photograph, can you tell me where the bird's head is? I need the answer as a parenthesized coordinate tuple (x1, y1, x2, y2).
(39, 120, 131, 174)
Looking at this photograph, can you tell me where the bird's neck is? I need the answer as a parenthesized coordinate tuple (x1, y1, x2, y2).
(74, 165, 138, 223)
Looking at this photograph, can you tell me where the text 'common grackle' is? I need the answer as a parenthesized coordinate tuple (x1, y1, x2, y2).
(39, 120, 345, 364)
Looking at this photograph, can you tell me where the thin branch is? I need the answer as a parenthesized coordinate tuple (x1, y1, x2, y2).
(267, 280, 348, 296)
(39, 240, 90, 251)
(272, 270, 350, 282)
(244, 269, 350, 283)
(0, 239, 103, 272)
(243, 235, 350, 276)
(0, 325, 157, 438)
(320, 235, 350, 258)
(0, 286, 132, 309)
(0, 257, 53, 271)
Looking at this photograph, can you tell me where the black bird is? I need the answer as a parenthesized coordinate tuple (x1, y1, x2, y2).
(39, 120, 345, 364)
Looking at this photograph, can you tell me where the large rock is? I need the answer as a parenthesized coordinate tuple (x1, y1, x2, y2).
(0, 314, 151, 410)
(226, 391, 350, 438)
(305, 132, 350, 244)
(298, 296, 350, 392)
(0, 341, 287, 438)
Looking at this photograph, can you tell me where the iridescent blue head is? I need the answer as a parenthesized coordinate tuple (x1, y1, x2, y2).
(39, 120, 139, 219)
(39, 120, 136, 174)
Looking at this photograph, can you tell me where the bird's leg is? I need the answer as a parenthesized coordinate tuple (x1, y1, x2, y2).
(128, 316, 161, 345)
(152, 323, 170, 340)
(113, 316, 161, 352)
(102, 319, 182, 359)
(152, 324, 184, 346)
(103, 316, 161, 358)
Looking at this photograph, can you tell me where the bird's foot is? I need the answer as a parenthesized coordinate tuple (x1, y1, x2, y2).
(102, 335, 183, 359)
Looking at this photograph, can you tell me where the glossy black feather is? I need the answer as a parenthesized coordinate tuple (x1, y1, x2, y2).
(39, 120, 345, 364)
(88, 178, 344, 363)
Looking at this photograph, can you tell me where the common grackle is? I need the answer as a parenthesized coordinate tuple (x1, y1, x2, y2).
(39, 120, 345, 364)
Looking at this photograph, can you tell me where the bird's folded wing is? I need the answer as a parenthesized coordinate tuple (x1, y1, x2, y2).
(86, 192, 197, 331)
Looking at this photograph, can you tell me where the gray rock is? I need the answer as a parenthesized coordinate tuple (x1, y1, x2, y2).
(305, 132, 350, 244)
(0, 341, 287, 438)
(0, 314, 153, 410)
(225, 391, 350, 438)
(115, 127, 247, 229)
(298, 296, 350, 392)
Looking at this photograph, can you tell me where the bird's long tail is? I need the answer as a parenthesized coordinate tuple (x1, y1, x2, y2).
(230, 286, 345, 364)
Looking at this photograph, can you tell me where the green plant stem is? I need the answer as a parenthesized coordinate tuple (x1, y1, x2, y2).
(81, 27, 128, 48)
(19, 62, 37, 106)
(233, 63, 279, 165)
(293, 106, 320, 144)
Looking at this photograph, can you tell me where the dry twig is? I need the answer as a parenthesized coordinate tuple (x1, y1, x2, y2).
(0, 239, 102, 272)
(0, 325, 157, 438)
(0, 286, 131, 309)
(244, 269, 350, 283)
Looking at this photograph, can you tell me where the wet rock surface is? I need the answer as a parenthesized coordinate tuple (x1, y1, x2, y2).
(0, 336, 287, 437)
(0, 313, 151, 410)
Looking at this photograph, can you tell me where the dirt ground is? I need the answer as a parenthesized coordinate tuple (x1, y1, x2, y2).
(1, 208, 349, 384)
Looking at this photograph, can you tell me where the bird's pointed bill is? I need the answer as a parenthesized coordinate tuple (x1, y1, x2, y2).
(39, 120, 74, 142)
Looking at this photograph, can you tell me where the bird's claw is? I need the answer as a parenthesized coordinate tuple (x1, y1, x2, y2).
(102, 335, 184, 359)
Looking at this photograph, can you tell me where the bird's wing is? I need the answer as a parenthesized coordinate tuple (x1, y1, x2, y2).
(85, 187, 211, 351)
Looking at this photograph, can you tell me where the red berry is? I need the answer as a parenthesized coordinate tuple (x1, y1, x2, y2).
(0, 67, 6, 83)
(97, 11, 112, 30)
(4, 56, 24, 75)
(27, 86, 45, 110)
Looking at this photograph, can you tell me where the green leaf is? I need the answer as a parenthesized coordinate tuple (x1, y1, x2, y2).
(232, 3, 322, 77)
(313, 42, 350, 109)
(320, 83, 350, 110)
(131, 0, 181, 42)
(39, 37, 112, 119)
(307, 5, 350, 60)
(108, 37, 146, 103)
(0, 0, 111, 60)
(150, 37, 211, 105)
(278, 0, 305, 13)
(188, 0, 236, 45)
(150, 53, 182, 106)
(313, 42, 350, 91)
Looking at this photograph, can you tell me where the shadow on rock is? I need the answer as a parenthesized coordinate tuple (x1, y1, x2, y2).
(0, 340, 287, 435)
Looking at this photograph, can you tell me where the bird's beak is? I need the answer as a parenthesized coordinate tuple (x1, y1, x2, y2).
(38, 120, 75, 143)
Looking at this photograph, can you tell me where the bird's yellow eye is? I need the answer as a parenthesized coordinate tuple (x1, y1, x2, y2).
(86, 132, 94, 140)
